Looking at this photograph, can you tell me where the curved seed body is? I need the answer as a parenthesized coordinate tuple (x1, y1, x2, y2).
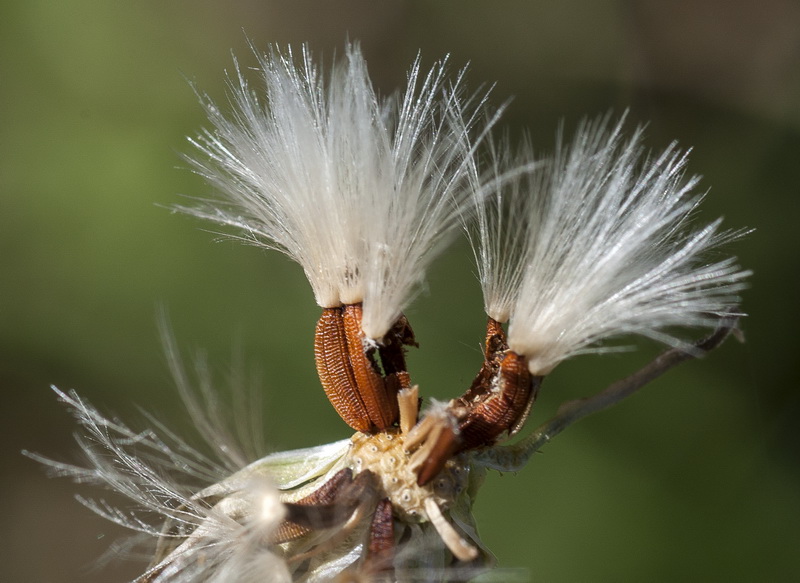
(343, 304, 399, 430)
(315, 308, 372, 432)
(412, 318, 542, 485)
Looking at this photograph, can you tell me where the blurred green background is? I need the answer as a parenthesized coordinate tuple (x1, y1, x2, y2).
(2, 1, 799, 581)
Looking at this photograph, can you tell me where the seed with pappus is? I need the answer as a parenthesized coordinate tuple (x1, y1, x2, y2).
(29, 42, 750, 582)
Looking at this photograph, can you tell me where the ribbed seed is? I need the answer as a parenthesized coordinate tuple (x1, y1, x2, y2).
(454, 318, 539, 452)
(342, 304, 398, 431)
(366, 498, 394, 570)
(457, 351, 535, 451)
(272, 468, 355, 543)
(315, 307, 372, 432)
(501, 352, 540, 437)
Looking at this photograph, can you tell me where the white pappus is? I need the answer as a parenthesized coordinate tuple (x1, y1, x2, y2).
(180, 42, 491, 341)
(470, 114, 751, 376)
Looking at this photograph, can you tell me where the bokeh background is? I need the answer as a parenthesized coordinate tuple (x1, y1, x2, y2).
(2, 1, 799, 581)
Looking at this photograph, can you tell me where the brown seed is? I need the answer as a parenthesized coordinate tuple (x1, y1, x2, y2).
(315, 307, 373, 432)
(286, 470, 382, 565)
(408, 318, 543, 485)
(273, 468, 356, 543)
(365, 498, 394, 572)
(457, 349, 536, 451)
(314, 305, 416, 433)
(342, 304, 399, 431)
(273, 469, 381, 545)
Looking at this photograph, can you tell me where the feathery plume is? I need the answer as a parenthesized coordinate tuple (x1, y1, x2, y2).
(181, 42, 488, 340)
(24, 387, 292, 583)
(468, 133, 539, 323)
(472, 114, 751, 375)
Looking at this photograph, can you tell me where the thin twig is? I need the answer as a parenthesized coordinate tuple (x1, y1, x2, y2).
(474, 316, 740, 472)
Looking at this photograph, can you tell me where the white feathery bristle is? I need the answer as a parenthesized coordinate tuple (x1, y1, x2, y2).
(182, 42, 488, 340)
(473, 115, 751, 375)
(467, 133, 539, 323)
(26, 387, 226, 524)
(29, 386, 292, 583)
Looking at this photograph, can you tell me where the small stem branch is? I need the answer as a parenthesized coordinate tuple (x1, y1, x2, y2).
(474, 317, 739, 472)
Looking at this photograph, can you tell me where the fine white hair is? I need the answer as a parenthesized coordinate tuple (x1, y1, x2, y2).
(25, 387, 290, 582)
(471, 114, 751, 375)
(182, 42, 490, 341)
